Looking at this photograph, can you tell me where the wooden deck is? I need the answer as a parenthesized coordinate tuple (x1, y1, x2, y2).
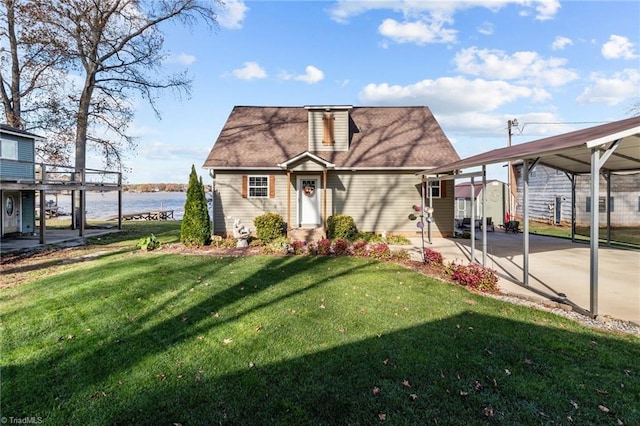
(121, 210, 174, 221)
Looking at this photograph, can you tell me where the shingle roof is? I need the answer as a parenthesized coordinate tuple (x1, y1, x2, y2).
(203, 106, 459, 170)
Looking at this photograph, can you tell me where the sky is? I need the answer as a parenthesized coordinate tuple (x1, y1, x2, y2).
(106, 0, 640, 184)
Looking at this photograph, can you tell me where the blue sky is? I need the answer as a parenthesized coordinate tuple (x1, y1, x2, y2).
(111, 0, 640, 183)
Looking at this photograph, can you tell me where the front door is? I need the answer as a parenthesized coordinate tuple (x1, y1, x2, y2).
(2, 191, 20, 235)
(298, 177, 320, 226)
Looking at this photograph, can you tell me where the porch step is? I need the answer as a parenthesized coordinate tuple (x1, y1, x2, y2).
(288, 227, 326, 243)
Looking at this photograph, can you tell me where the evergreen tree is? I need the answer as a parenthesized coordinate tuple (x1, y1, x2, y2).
(181, 165, 211, 246)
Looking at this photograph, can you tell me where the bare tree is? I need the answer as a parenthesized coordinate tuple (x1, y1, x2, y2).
(1, 0, 218, 170)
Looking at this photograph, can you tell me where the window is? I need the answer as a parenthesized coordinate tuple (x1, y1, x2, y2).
(428, 181, 441, 198)
(248, 176, 269, 198)
(586, 196, 614, 213)
(1, 139, 18, 160)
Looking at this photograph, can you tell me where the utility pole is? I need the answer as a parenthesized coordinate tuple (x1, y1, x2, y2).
(507, 119, 518, 221)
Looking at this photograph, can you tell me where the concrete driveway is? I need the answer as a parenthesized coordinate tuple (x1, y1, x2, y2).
(413, 232, 640, 325)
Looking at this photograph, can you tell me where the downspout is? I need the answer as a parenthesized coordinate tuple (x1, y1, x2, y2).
(286, 171, 291, 231)
(208, 169, 215, 235)
(323, 169, 328, 232)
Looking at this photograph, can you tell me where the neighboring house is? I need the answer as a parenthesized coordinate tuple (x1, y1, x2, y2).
(203, 105, 460, 238)
(455, 180, 508, 226)
(514, 163, 640, 226)
(1, 124, 40, 236)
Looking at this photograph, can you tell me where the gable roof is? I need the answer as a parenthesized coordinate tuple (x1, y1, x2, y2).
(203, 106, 459, 170)
(455, 180, 503, 198)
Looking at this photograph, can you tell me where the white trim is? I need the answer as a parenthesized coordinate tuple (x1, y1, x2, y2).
(278, 151, 335, 169)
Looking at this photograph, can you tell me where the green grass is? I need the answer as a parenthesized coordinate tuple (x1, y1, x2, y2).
(528, 222, 640, 249)
(2, 225, 639, 424)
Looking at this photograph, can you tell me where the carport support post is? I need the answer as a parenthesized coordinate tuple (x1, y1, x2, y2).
(39, 188, 46, 244)
(470, 176, 475, 263)
(606, 171, 611, 246)
(481, 166, 487, 267)
(590, 149, 599, 316)
(523, 160, 530, 286)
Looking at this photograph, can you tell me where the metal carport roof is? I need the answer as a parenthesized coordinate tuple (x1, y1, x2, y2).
(425, 115, 640, 176)
(419, 116, 640, 318)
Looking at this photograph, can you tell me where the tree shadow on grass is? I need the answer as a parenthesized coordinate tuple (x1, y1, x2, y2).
(2, 254, 639, 425)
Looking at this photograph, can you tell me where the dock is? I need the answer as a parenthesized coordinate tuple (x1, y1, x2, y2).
(119, 210, 175, 221)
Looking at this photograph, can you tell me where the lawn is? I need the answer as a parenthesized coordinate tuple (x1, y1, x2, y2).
(2, 225, 639, 425)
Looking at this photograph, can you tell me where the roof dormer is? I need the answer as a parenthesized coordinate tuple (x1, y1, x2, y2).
(305, 105, 352, 152)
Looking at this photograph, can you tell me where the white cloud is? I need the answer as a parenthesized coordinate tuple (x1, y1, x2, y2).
(329, 1, 560, 24)
(164, 53, 196, 65)
(292, 65, 325, 84)
(551, 36, 572, 51)
(601, 35, 638, 60)
(358, 76, 549, 113)
(454, 47, 578, 86)
(477, 21, 494, 36)
(232, 62, 267, 80)
(217, 0, 248, 30)
(577, 69, 640, 105)
(378, 18, 457, 45)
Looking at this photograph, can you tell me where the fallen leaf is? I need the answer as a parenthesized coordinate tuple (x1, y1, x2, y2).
(90, 391, 107, 399)
(378, 413, 386, 421)
(320, 304, 326, 309)
(255, 324, 262, 332)
(474, 381, 483, 391)
(483, 406, 494, 417)
(524, 359, 533, 365)
(156, 373, 166, 380)
(570, 400, 578, 409)
(383, 359, 389, 366)
(567, 415, 574, 423)
(223, 338, 233, 344)
(596, 389, 609, 395)
(182, 317, 188, 322)
(402, 380, 411, 388)
(409, 393, 418, 400)
(372, 386, 381, 395)
(485, 348, 493, 355)
(195, 375, 201, 382)
(505, 369, 511, 376)
(249, 361, 255, 368)
(598, 405, 610, 413)
(617, 418, 624, 425)
(460, 390, 468, 396)
(196, 335, 204, 340)
(339, 327, 346, 333)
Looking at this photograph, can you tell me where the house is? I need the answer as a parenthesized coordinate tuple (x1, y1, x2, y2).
(514, 163, 640, 227)
(454, 180, 508, 226)
(1, 123, 123, 246)
(202, 105, 460, 238)
(1, 124, 40, 237)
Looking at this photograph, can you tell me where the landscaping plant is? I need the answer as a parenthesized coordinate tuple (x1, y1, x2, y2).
(253, 213, 286, 243)
(180, 165, 211, 246)
(327, 214, 358, 240)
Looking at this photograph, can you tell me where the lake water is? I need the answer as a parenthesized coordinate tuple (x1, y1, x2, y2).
(53, 191, 188, 220)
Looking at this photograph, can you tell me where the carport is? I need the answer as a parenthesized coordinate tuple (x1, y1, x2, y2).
(421, 116, 640, 318)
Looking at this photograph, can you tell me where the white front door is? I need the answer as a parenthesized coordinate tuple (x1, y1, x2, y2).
(3, 191, 20, 234)
(298, 177, 320, 226)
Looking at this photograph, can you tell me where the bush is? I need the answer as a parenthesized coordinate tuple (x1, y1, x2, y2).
(332, 239, 351, 256)
(136, 234, 160, 251)
(390, 249, 411, 261)
(424, 248, 444, 265)
(327, 214, 358, 240)
(385, 234, 411, 245)
(316, 238, 332, 256)
(253, 213, 286, 243)
(290, 240, 305, 255)
(451, 263, 499, 293)
(181, 165, 211, 247)
(369, 242, 391, 260)
(352, 240, 369, 257)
